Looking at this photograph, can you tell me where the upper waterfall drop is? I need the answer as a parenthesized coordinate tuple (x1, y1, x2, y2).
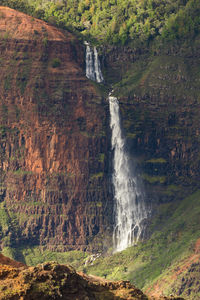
(85, 41, 96, 81)
(94, 46, 104, 83)
(109, 94, 148, 252)
(84, 42, 104, 83)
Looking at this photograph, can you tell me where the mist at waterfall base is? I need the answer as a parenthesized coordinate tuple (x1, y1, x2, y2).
(84, 42, 148, 253)
(109, 95, 148, 252)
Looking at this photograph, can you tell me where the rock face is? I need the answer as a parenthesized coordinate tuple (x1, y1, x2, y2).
(0, 253, 25, 268)
(0, 254, 183, 300)
(104, 38, 200, 209)
(0, 6, 112, 252)
(0, 4, 200, 261)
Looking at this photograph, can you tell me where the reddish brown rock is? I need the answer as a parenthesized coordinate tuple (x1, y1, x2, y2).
(0, 253, 25, 268)
(0, 6, 112, 252)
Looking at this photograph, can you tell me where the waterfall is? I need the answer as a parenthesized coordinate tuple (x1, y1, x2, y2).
(84, 41, 147, 252)
(85, 42, 103, 83)
(85, 42, 96, 81)
(94, 46, 104, 83)
(109, 94, 147, 252)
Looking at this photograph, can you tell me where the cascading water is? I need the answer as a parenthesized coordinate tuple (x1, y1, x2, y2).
(84, 42, 103, 83)
(109, 94, 148, 252)
(84, 43, 147, 252)
(85, 41, 95, 81)
(94, 46, 104, 83)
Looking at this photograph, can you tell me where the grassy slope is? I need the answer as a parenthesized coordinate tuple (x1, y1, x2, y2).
(84, 190, 200, 298)
(1, 189, 200, 298)
(2, 246, 89, 269)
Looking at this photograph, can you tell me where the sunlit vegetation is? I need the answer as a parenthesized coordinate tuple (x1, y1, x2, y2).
(84, 190, 200, 292)
(1, 0, 200, 45)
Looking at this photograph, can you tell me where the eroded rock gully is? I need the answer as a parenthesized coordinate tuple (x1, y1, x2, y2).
(0, 6, 112, 252)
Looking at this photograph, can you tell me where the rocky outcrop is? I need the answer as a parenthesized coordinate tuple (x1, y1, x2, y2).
(0, 253, 148, 300)
(0, 254, 184, 300)
(0, 6, 112, 252)
(0, 253, 25, 268)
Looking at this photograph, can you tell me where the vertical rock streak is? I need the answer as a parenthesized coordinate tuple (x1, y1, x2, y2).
(109, 95, 147, 252)
(85, 42, 103, 82)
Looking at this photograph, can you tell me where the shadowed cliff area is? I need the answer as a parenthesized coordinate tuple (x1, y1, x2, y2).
(85, 21, 200, 299)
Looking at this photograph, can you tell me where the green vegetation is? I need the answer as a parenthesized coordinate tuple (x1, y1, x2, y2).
(51, 58, 61, 68)
(142, 174, 166, 184)
(4, 73, 12, 91)
(0, 201, 22, 250)
(115, 54, 200, 99)
(2, 246, 18, 259)
(98, 153, 105, 163)
(1, 0, 200, 45)
(163, 185, 182, 196)
(0, 202, 10, 232)
(90, 172, 104, 179)
(146, 158, 167, 163)
(16, 59, 32, 94)
(84, 190, 200, 293)
(2, 246, 89, 269)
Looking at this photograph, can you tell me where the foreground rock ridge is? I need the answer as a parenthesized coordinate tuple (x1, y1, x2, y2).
(0, 254, 183, 300)
(0, 6, 112, 252)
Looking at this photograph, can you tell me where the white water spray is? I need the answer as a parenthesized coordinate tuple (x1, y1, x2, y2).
(85, 42, 103, 83)
(109, 94, 147, 252)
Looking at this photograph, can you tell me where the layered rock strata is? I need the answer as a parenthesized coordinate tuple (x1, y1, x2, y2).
(0, 6, 112, 252)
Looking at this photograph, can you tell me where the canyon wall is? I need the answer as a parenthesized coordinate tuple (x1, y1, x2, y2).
(0, 7, 112, 253)
(104, 40, 200, 215)
(1, 6, 200, 256)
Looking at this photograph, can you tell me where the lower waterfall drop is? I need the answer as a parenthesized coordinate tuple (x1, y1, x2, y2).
(109, 94, 148, 252)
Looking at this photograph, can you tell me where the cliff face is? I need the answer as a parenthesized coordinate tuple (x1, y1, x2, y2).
(97, 38, 200, 298)
(0, 6, 112, 252)
(0, 4, 200, 260)
(104, 38, 200, 209)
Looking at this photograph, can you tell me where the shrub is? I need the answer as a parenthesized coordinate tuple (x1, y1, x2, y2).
(51, 58, 61, 68)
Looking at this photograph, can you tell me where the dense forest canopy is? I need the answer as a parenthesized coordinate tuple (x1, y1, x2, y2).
(0, 0, 200, 45)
